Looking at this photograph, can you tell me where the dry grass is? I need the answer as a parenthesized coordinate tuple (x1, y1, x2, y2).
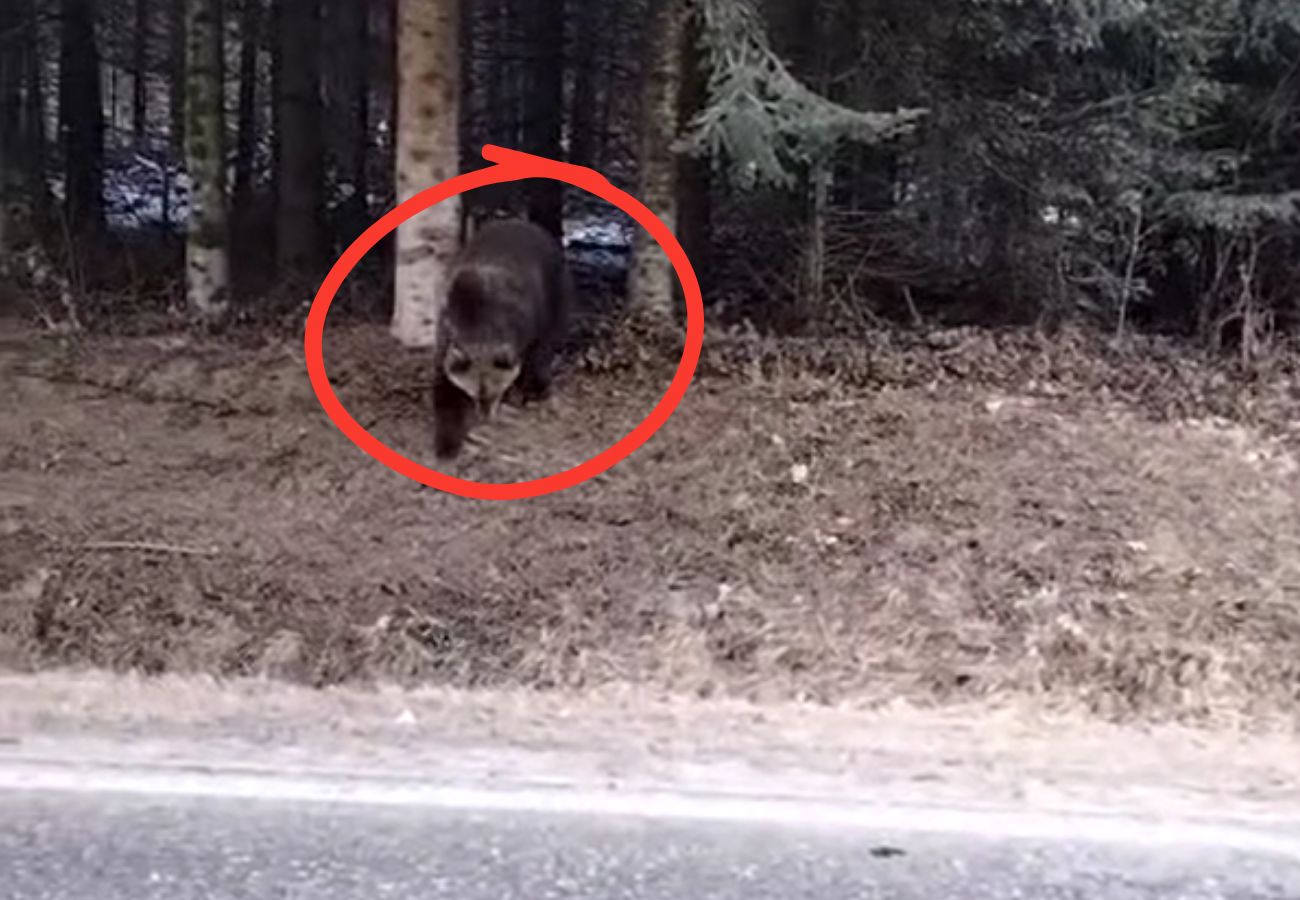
(1, 316, 1298, 727)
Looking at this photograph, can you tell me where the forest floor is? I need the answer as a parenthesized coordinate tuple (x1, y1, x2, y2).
(2, 309, 1299, 730)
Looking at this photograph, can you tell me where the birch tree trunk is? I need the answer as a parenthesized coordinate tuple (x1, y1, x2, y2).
(390, 0, 462, 348)
(184, 0, 230, 322)
(626, 0, 687, 324)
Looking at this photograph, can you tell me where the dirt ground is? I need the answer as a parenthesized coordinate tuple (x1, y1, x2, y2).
(2, 312, 1299, 728)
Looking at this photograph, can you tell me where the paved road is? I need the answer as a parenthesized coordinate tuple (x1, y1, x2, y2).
(4, 784, 1299, 900)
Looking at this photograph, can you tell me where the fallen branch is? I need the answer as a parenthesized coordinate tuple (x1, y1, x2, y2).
(80, 540, 219, 557)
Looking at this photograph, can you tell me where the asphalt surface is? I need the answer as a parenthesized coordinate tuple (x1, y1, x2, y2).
(4, 786, 1300, 900)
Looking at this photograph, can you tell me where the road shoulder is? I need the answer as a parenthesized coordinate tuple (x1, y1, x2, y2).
(2, 669, 1299, 858)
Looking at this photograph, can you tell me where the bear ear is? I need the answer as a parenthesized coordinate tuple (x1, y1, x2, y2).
(443, 344, 468, 371)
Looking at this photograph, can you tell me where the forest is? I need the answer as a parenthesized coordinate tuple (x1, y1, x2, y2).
(0, 0, 1296, 349)
(1, 0, 1299, 727)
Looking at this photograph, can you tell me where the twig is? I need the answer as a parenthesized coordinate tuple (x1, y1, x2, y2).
(80, 540, 219, 557)
(901, 285, 923, 328)
(1116, 201, 1145, 342)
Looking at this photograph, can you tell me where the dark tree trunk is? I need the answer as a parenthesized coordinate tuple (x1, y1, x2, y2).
(268, 0, 282, 254)
(353, 6, 370, 219)
(165, 0, 185, 230)
(59, 0, 105, 237)
(0, 0, 21, 233)
(484, 0, 504, 147)
(675, 5, 711, 302)
(522, 0, 563, 237)
(275, 0, 323, 276)
(327, 0, 369, 246)
(591, 2, 618, 174)
(133, 0, 149, 143)
(22, 0, 49, 211)
(564, 0, 597, 170)
(232, 0, 260, 218)
(0, 0, 21, 172)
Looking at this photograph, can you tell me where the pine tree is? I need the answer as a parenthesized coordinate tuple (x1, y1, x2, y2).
(59, 0, 106, 238)
(276, 0, 323, 276)
(678, 0, 926, 192)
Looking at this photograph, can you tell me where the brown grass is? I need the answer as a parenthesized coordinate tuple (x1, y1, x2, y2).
(1, 316, 1298, 727)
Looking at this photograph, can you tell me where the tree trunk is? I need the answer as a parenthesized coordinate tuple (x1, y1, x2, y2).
(674, 6, 711, 304)
(0, 0, 19, 250)
(21, 0, 47, 201)
(59, 0, 105, 238)
(184, 0, 230, 322)
(798, 157, 830, 324)
(232, 0, 260, 219)
(328, 0, 370, 245)
(0, 0, 21, 171)
(390, 0, 462, 348)
(133, 0, 149, 143)
(796, 2, 833, 327)
(109, 61, 119, 134)
(268, 0, 282, 250)
(353, 4, 371, 228)
(626, 0, 687, 323)
(522, 0, 562, 237)
(276, 0, 323, 277)
(367, 0, 398, 296)
(563, 0, 597, 171)
(166, 0, 185, 230)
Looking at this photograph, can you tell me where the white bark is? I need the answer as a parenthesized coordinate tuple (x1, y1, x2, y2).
(391, 0, 463, 348)
(627, 0, 687, 323)
(186, 242, 230, 319)
(183, 0, 229, 322)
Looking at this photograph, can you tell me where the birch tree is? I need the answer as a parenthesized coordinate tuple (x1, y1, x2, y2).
(626, 0, 689, 323)
(390, 0, 463, 348)
(183, 0, 230, 322)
